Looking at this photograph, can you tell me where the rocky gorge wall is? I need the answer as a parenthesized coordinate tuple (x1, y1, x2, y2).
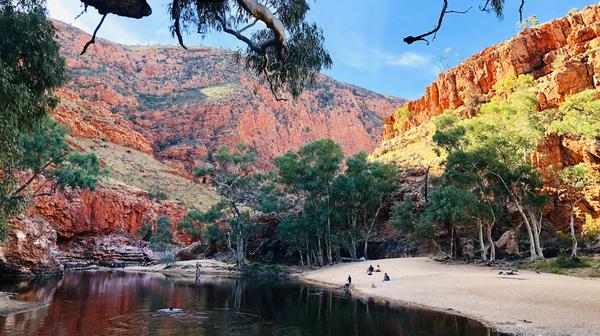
(378, 5, 600, 241)
(384, 5, 600, 140)
(2, 19, 405, 275)
(53, 20, 402, 170)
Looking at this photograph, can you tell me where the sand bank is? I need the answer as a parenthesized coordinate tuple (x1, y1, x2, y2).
(300, 257, 600, 336)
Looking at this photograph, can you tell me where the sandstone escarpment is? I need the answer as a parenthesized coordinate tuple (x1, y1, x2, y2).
(31, 184, 187, 239)
(53, 88, 153, 154)
(377, 6, 600, 239)
(384, 5, 600, 141)
(53, 20, 402, 171)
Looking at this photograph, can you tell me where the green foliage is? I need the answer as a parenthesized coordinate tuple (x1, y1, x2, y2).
(390, 196, 414, 233)
(274, 139, 344, 263)
(52, 152, 101, 191)
(171, 0, 331, 99)
(193, 144, 277, 266)
(492, 74, 536, 97)
(393, 106, 411, 131)
(138, 221, 153, 241)
(535, 253, 590, 271)
(583, 214, 600, 240)
(149, 215, 175, 252)
(556, 231, 573, 252)
(0, 119, 101, 241)
(557, 163, 598, 197)
(276, 139, 398, 262)
(546, 90, 600, 138)
(420, 187, 476, 229)
(411, 75, 548, 258)
(204, 223, 227, 245)
(148, 188, 169, 201)
(517, 15, 539, 30)
(0, 1, 65, 161)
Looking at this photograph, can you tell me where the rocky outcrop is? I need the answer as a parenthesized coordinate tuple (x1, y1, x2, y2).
(376, 7, 600, 247)
(385, 5, 600, 140)
(534, 135, 600, 231)
(0, 216, 63, 277)
(31, 184, 187, 239)
(53, 88, 153, 154)
(58, 235, 156, 269)
(53, 20, 402, 170)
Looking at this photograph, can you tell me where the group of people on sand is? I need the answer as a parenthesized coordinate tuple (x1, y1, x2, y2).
(346, 264, 391, 287)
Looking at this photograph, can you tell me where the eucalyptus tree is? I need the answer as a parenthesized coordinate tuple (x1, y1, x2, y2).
(1, 2, 100, 240)
(0, 1, 65, 157)
(333, 152, 397, 260)
(78, 0, 331, 100)
(556, 164, 599, 259)
(275, 138, 343, 265)
(192, 144, 282, 266)
(0, 119, 101, 240)
(429, 75, 548, 261)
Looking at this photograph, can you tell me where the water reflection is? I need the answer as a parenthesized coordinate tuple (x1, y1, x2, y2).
(0, 271, 500, 335)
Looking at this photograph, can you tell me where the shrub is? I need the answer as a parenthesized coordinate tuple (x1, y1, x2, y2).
(556, 231, 573, 252)
(148, 188, 169, 201)
(138, 222, 153, 241)
(555, 253, 590, 268)
(582, 214, 600, 240)
(149, 216, 174, 252)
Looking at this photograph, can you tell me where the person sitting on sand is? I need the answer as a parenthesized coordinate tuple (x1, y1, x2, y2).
(375, 265, 381, 272)
(367, 265, 374, 274)
(383, 273, 390, 282)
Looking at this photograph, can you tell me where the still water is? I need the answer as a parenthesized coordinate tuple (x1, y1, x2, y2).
(0, 271, 501, 336)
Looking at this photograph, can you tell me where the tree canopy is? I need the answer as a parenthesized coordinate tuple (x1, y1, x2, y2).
(76, 0, 533, 98)
(0, 1, 100, 241)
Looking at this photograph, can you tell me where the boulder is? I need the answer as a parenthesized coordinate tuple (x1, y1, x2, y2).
(0, 216, 63, 277)
(495, 230, 520, 255)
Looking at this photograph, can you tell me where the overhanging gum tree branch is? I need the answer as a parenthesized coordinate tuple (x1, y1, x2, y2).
(235, 0, 286, 59)
(404, 0, 526, 45)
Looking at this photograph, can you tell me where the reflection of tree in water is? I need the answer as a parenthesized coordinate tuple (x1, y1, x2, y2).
(0, 272, 499, 336)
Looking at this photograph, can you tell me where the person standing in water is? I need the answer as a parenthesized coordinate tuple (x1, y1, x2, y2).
(347, 275, 352, 285)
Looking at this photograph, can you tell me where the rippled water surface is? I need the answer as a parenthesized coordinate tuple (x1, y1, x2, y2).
(0, 271, 501, 335)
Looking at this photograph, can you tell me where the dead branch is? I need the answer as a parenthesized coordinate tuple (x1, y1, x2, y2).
(81, 14, 107, 55)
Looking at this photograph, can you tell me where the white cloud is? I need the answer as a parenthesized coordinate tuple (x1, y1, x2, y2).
(380, 52, 430, 67)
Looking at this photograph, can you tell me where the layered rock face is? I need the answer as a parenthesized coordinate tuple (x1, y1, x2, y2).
(32, 184, 187, 239)
(53, 20, 402, 170)
(0, 216, 63, 277)
(4, 20, 401, 274)
(378, 5, 600, 239)
(384, 5, 600, 141)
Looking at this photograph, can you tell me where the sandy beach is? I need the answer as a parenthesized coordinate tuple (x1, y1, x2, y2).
(300, 257, 600, 336)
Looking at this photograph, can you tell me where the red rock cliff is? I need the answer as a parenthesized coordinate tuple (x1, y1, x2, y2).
(379, 6, 600, 234)
(52, 20, 402, 171)
(384, 5, 600, 141)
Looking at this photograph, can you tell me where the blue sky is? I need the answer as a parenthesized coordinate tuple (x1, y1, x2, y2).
(48, 0, 597, 99)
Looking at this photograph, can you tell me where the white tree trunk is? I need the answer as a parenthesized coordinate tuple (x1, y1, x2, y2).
(527, 207, 544, 260)
(478, 221, 487, 261)
(569, 205, 578, 258)
(515, 203, 538, 261)
(486, 223, 495, 261)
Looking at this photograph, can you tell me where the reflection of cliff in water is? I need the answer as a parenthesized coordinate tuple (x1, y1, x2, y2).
(0, 271, 501, 335)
